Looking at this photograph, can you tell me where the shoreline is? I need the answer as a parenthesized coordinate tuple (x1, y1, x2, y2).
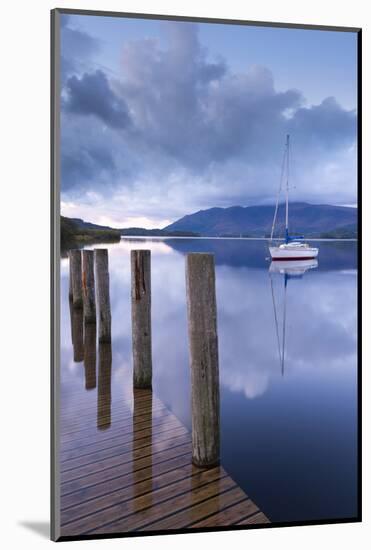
(120, 236, 357, 242)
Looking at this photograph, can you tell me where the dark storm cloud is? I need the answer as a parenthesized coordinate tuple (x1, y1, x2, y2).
(63, 70, 131, 130)
(60, 15, 100, 82)
(113, 25, 355, 172)
(289, 97, 356, 150)
(61, 141, 116, 192)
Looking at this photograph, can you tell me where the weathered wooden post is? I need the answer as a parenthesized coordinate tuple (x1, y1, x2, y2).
(94, 249, 111, 343)
(82, 250, 96, 324)
(185, 253, 220, 468)
(131, 250, 152, 389)
(70, 250, 83, 309)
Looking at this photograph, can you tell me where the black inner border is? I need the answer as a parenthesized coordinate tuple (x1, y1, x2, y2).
(51, 7, 362, 543)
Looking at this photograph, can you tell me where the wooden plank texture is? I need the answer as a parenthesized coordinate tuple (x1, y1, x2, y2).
(60, 387, 269, 536)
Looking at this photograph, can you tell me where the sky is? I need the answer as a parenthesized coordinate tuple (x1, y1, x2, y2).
(59, 14, 358, 229)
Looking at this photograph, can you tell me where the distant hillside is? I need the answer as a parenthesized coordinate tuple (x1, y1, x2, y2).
(165, 203, 357, 238)
(68, 218, 114, 231)
(120, 227, 200, 237)
(62, 217, 200, 243)
(319, 223, 358, 239)
(61, 217, 121, 250)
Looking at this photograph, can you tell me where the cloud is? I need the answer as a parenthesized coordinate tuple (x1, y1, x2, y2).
(289, 96, 356, 151)
(60, 14, 100, 82)
(63, 70, 131, 129)
(60, 19, 357, 225)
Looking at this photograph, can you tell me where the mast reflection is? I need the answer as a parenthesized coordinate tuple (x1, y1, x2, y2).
(269, 259, 318, 376)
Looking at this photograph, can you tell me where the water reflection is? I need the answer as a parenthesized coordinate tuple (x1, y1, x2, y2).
(97, 343, 112, 430)
(60, 238, 357, 523)
(71, 304, 84, 363)
(84, 323, 96, 390)
(269, 259, 319, 376)
(133, 389, 153, 505)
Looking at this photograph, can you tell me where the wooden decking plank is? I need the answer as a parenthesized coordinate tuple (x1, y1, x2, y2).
(61, 467, 226, 536)
(60, 419, 185, 459)
(190, 497, 259, 527)
(61, 409, 169, 443)
(236, 511, 270, 525)
(60, 384, 157, 402)
(60, 393, 163, 420)
(61, 432, 190, 474)
(61, 463, 202, 525)
(89, 477, 237, 534)
(60, 401, 166, 430)
(61, 436, 191, 484)
(61, 409, 181, 446)
(60, 383, 269, 535)
(61, 442, 192, 496)
(139, 487, 247, 531)
(60, 453, 191, 510)
(61, 419, 179, 454)
(60, 425, 188, 465)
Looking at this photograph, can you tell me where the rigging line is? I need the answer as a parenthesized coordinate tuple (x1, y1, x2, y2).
(270, 273, 283, 368)
(270, 141, 288, 243)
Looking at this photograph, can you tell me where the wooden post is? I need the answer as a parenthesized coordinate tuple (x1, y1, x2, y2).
(94, 249, 111, 343)
(185, 253, 220, 468)
(131, 250, 152, 389)
(70, 250, 83, 309)
(82, 250, 96, 324)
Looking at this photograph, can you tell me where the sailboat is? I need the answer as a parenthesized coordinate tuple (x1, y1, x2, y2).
(269, 135, 319, 261)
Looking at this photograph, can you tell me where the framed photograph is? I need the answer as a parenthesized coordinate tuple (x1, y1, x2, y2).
(51, 8, 361, 542)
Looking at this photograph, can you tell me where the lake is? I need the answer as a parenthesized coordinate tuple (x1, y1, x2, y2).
(60, 238, 358, 524)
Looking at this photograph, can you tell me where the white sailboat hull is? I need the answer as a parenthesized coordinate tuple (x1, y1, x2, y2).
(269, 245, 318, 261)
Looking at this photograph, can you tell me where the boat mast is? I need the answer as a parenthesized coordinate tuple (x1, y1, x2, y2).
(270, 139, 287, 242)
(285, 134, 290, 244)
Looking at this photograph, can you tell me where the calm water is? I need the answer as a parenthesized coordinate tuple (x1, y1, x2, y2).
(60, 238, 358, 524)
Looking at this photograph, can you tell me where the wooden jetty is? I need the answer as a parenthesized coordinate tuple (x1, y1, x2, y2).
(60, 387, 269, 537)
(60, 249, 269, 537)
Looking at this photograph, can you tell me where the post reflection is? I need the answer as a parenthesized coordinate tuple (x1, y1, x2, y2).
(71, 305, 84, 363)
(68, 294, 74, 347)
(97, 342, 112, 430)
(84, 322, 97, 390)
(132, 389, 153, 506)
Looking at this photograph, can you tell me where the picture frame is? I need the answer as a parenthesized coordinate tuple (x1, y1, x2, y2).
(51, 8, 362, 542)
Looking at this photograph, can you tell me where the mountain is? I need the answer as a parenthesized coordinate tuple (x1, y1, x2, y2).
(164, 203, 357, 237)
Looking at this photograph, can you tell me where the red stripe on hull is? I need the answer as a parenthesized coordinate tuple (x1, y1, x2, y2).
(271, 256, 317, 261)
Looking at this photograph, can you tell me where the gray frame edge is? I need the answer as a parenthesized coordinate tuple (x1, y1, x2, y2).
(51, 8, 61, 542)
(54, 7, 361, 33)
